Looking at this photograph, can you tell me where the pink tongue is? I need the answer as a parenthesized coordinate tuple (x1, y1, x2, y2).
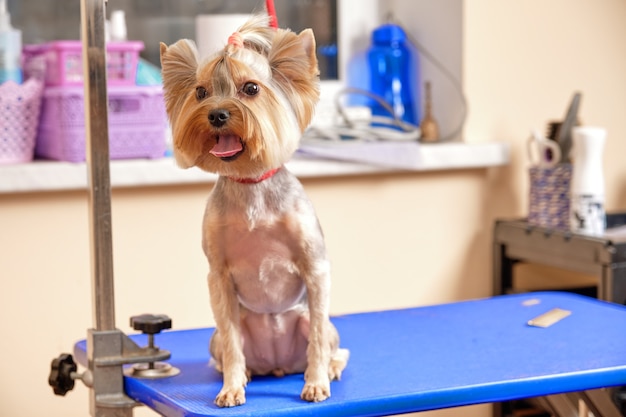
(210, 134, 243, 157)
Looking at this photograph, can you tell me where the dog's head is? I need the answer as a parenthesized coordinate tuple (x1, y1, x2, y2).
(160, 15, 319, 178)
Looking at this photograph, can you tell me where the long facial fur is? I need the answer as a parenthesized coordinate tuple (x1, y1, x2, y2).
(160, 16, 320, 178)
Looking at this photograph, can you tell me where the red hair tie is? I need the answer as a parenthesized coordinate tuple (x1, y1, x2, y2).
(227, 32, 243, 48)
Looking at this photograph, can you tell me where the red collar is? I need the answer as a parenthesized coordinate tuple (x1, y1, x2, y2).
(228, 167, 281, 184)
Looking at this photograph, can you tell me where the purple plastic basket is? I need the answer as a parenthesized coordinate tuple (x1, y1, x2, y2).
(0, 79, 44, 164)
(35, 85, 167, 162)
(23, 40, 144, 86)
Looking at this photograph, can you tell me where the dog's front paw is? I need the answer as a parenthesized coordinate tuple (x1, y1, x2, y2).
(301, 381, 330, 403)
(215, 386, 246, 408)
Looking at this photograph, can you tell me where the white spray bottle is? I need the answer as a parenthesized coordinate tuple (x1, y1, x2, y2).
(0, 0, 22, 84)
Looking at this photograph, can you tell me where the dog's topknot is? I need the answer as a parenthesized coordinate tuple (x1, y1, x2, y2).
(224, 14, 275, 57)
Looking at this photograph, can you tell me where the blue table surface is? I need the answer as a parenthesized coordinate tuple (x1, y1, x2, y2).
(74, 292, 626, 417)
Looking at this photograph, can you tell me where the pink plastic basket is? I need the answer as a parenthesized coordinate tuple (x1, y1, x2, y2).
(23, 41, 144, 86)
(35, 85, 167, 162)
(0, 79, 44, 164)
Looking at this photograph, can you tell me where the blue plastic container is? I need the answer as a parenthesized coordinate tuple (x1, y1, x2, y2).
(367, 24, 420, 125)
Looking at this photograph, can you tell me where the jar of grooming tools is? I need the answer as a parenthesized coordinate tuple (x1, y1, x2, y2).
(528, 164, 572, 231)
(527, 92, 583, 231)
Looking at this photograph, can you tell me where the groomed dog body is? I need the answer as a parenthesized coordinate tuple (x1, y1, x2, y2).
(160, 15, 348, 407)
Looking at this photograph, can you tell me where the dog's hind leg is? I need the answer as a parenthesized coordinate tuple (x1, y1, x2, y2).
(329, 348, 349, 381)
(327, 322, 349, 381)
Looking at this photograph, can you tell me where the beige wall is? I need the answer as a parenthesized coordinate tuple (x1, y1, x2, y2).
(2, 1, 626, 416)
(464, 0, 626, 212)
(1, 173, 494, 417)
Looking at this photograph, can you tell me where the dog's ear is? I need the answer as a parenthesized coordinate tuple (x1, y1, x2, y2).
(160, 40, 199, 168)
(296, 29, 318, 77)
(268, 28, 320, 131)
(268, 29, 319, 81)
(160, 40, 199, 121)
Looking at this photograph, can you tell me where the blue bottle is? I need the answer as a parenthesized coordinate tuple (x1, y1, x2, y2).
(367, 24, 420, 125)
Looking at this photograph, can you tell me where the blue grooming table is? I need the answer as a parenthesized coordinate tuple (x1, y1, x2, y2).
(73, 292, 626, 416)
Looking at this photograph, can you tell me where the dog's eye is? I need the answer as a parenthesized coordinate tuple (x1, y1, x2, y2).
(196, 87, 208, 100)
(242, 82, 259, 96)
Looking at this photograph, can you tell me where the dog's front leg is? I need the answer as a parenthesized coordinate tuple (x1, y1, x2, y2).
(300, 260, 333, 402)
(208, 268, 248, 407)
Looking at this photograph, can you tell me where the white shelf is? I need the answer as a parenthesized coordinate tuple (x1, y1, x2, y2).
(0, 142, 509, 194)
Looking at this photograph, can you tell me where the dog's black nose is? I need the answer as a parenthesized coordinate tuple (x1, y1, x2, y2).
(209, 109, 230, 127)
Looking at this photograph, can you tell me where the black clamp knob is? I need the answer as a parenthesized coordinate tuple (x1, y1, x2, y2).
(130, 314, 172, 335)
(130, 314, 172, 355)
(127, 314, 179, 378)
(49, 353, 77, 396)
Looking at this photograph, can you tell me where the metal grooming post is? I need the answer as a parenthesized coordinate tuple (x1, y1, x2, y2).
(81, 0, 114, 334)
(48, 1, 179, 415)
(80, 0, 136, 415)
(48, 0, 177, 412)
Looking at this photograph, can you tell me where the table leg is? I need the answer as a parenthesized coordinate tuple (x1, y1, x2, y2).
(493, 242, 515, 296)
(580, 389, 623, 417)
(604, 264, 626, 305)
(537, 394, 578, 417)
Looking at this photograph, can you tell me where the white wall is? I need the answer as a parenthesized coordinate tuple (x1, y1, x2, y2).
(391, 0, 464, 141)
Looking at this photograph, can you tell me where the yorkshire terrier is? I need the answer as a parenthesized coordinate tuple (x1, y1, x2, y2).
(160, 15, 349, 407)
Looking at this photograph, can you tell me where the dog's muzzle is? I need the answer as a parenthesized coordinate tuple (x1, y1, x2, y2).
(209, 108, 230, 128)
